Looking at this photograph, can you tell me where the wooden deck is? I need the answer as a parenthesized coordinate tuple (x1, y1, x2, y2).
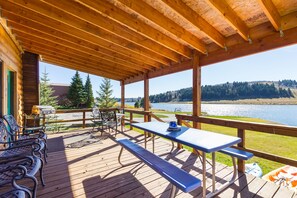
(33, 129, 296, 198)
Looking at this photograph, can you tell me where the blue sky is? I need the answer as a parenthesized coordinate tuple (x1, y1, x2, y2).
(40, 44, 297, 98)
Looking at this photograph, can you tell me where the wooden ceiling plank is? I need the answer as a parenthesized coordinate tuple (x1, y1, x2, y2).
(76, 0, 191, 58)
(205, 0, 249, 41)
(256, 0, 281, 31)
(20, 40, 140, 76)
(111, 0, 206, 53)
(4, 0, 171, 65)
(4, 12, 161, 69)
(16, 34, 141, 75)
(11, 25, 149, 72)
(40, 0, 182, 63)
(281, 11, 297, 31)
(160, 0, 226, 48)
(42, 58, 123, 81)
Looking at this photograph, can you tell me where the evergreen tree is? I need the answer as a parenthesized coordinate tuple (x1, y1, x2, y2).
(68, 71, 86, 108)
(39, 71, 58, 108)
(84, 74, 94, 108)
(96, 78, 116, 108)
(134, 100, 140, 108)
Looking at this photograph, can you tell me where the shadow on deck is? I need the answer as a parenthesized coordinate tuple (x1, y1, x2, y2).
(36, 129, 296, 198)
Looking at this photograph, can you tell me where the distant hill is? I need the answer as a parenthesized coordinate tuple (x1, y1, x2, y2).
(148, 80, 296, 103)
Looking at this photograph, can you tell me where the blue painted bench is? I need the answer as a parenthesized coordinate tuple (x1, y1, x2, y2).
(116, 138, 201, 197)
(219, 147, 253, 160)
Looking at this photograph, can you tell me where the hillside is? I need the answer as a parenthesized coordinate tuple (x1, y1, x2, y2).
(149, 80, 296, 103)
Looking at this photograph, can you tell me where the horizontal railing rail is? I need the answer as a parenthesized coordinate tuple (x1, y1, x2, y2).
(175, 114, 297, 172)
(45, 108, 121, 129)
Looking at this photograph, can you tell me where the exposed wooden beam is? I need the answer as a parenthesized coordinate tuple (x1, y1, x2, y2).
(205, 0, 249, 41)
(19, 39, 139, 76)
(160, 0, 226, 48)
(12, 27, 148, 73)
(0, 17, 23, 53)
(4, 13, 161, 69)
(41, 55, 129, 80)
(192, 51, 201, 129)
(42, 58, 123, 81)
(256, 0, 281, 31)
(116, 0, 207, 54)
(77, 0, 191, 58)
(4, 0, 171, 65)
(9, 22, 154, 71)
(125, 25, 297, 84)
(40, 0, 182, 62)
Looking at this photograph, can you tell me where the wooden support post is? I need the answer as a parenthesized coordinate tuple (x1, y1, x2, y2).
(144, 74, 150, 137)
(192, 51, 201, 129)
(82, 111, 86, 128)
(238, 128, 246, 172)
(121, 80, 125, 109)
(129, 112, 133, 130)
(176, 118, 183, 149)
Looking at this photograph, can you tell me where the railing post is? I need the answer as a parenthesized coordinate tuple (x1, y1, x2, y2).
(237, 128, 245, 172)
(176, 118, 183, 149)
(82, 111, 86, 128)
(130, 112, 133, 130)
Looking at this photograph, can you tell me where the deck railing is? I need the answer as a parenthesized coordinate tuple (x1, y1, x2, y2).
(175, 114, 297, 172)
(45, 108, 120, 128)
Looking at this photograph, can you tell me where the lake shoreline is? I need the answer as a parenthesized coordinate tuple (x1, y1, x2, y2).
(164, 98, 297, 105)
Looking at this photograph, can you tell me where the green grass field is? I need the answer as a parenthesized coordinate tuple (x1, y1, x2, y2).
(130, 115, 297, 175)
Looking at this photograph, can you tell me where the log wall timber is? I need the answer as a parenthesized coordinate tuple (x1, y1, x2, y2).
(22, 52, 39, 115)
(0, 20, 23, 122)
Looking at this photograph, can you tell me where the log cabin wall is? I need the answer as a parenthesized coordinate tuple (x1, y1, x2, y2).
(0, 20, 23, 123)
(22, 52, 39, 115)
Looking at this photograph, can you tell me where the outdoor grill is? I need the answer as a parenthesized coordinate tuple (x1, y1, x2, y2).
(31, 105, 56, 115)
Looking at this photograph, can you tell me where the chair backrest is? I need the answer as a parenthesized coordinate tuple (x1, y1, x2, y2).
(92, 107, 101, 119)
(3, 115, 21, 135)
(0, 118, 12, 144)
(101, 110, 116, 121)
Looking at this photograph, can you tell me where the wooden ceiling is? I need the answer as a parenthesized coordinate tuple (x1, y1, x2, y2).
(1, 0, 297, 83)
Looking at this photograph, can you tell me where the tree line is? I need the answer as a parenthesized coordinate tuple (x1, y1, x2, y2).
(40, 71, 116, 108)
(149, 81, 295, 103)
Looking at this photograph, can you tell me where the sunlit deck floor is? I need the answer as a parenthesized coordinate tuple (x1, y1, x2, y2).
(37, 129, 296, 198)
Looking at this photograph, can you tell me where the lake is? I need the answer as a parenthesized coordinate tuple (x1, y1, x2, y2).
(126, 102, 297, 126)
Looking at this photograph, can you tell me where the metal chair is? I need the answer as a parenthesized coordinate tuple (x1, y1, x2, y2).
(91, 107, 106, 135)
(1, 117, 47, 163)
(100, 110, 122, 136)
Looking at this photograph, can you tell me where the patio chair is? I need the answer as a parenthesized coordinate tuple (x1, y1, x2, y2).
(3, 115, 47, 142)
(23, 113, 46, 136)
(91, 107, 106, 135)
(100, 110, 122, 136)
(0, 118, 47, 163)
(0, 155, 45, 198)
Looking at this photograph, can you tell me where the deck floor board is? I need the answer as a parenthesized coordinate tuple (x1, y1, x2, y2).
(1, 129, 294, 198)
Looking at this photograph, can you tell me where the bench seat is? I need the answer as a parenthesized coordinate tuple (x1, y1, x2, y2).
(219, 147, 253, 160)
(117, 138, 201, 193)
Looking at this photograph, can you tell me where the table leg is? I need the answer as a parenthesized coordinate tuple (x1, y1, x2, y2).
(152, 134, 155, 153)
(144, 131, 147, 149)
(202, 152, 206, 198)
(212, 152, 216, 192)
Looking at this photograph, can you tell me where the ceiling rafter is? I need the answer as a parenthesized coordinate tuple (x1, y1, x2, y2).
(5, 0, 171, 65)
(115, 0, 207, 53)
(76, 0, 191, 58)
(16, 35, 142, 75)
(256, 0, 281, 31)
(160, 0, 226, 48)
(10, 23, 150, 72)
(42, 57, 124, 81)
(40, 0, 182, 63)
(4, 11, 162, 69)
(205, 0, 249, 41)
